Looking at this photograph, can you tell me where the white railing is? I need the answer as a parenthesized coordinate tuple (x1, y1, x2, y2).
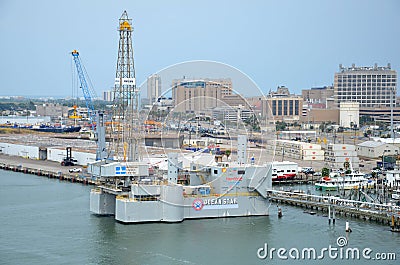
(267, 190, 400, 218)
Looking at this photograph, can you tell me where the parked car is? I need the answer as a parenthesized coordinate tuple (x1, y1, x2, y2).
(313, 172, 322, 177)
(69, 168, 82, 173)
(301, 167, 315, 174)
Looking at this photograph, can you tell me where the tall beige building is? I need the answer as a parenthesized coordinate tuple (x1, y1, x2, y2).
(147, 74, 162, 104)
(172, 78, 233, 113)
(334, 63, 397, 108)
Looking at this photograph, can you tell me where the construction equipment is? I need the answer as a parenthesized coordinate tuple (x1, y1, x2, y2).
(61, 147, 77, 166)
(68, 105, 82, 126)
(71, 50, 97, 129)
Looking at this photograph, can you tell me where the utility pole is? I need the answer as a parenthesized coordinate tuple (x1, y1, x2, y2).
(391, 86, 395, 140)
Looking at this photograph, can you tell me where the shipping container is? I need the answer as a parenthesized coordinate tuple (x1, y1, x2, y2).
(302, 155, 325, 161)
(302, 149, 325, 156)
(0, 143, 39, 159)
(327, 144, 356, 151)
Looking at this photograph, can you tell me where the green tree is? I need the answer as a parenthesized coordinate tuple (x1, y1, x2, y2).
(343, 161, 350, 170)
(319, 122, 326, 133)
(321, 167, 330, 177)
(244, 114, 261, 132)
(225, 150, 231, 160)
(275, 121, 287, 131)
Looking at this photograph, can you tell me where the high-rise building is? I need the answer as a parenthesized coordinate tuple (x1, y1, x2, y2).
(334, 63, 397, 108)
(147, 74, 162, 104)
(172, 78, 233, 113)
(103, 90, 113, 102)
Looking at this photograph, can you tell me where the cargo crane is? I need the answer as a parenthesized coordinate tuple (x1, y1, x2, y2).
(71, 50, 96, 130)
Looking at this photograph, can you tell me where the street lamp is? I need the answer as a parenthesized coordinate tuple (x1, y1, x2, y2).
(333, 129, 337, 144)
(382, 150, 386, 171)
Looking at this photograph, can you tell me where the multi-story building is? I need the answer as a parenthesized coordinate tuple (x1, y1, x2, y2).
(103, 90, 113, 102)
(334, 63, 397, 108)
(147, 97, 174, 120)
(212, 106, 253, 123)
(299, 108, 339, 125)
(360, 107, 400, 123)
(147, 74, 162, 105)
(302, 86, 334, 109)
(261, 86, 303, 122)
(35, 103, 69, 120)
(172, 78, 233, 113)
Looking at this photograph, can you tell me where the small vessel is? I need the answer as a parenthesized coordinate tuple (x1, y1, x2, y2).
(30, 124, 81, 133)
(315, 176, 339, 191)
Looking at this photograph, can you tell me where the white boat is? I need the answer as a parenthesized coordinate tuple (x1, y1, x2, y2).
(315, 171, 375, 191)
(339, 172, 375, 190)
(315, 176, 339, 191)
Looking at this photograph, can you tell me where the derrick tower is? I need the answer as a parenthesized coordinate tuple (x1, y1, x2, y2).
(110, 11, 141, 162)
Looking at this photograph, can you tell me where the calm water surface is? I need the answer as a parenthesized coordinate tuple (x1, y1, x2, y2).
(0, 170, 399, 265)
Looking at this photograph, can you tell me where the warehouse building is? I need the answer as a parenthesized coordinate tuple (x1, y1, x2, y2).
(356, 141, 399, 159)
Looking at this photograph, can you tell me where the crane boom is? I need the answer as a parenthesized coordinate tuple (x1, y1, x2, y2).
(71, 50, 96, 129)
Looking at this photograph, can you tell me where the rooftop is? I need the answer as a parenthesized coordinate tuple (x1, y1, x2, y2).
(338, 63, 394, 73)
(357, 141, 385, 148)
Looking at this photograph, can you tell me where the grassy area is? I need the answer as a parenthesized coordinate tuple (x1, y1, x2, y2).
(0, 128, 37, 134)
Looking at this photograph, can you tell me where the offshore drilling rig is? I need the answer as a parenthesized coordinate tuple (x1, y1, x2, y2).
(89, 11, 272, 223)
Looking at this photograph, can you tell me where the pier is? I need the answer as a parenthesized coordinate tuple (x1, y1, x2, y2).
(268, 190, 400, 229)
(0, 156, 98, 185)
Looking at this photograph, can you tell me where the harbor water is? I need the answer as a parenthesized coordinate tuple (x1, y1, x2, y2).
(1, 170, 399, 265)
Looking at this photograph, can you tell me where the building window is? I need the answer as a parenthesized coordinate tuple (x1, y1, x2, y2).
(284, 100, 288, 115)
(289, 100, 294, 115)
(295, 101, 299, 115)
(278, 100, 282, 115)
(272, 101, 276, 115)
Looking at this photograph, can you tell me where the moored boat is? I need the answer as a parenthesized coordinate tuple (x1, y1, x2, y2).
(30, 124, 81, 133)
(315, 171, 374, 191)
(315, 176, 339, 191)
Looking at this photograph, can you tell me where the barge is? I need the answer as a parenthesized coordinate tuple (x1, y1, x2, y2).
(89, 135, 273, 223)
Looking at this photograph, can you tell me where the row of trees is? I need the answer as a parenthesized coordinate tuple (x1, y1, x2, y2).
(320, 161, 352, 177)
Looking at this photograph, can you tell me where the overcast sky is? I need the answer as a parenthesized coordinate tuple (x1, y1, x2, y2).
(0, 0, 399, 98)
